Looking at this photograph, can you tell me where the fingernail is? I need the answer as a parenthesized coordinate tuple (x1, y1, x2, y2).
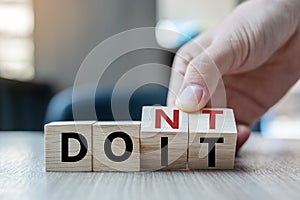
(175, 85, 203, 111)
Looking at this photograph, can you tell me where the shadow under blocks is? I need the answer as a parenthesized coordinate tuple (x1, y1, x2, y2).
(44, 106, 237, 171)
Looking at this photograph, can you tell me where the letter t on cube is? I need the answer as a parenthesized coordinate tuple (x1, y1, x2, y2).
(140, 106, 188, 171)
(188, 109, 237, 169)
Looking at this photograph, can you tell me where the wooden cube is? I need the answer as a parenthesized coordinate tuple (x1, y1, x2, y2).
(140, 106, 188, 171)
(45, 121, 96, 171)
(188, 108, 237, 169)
(93, 121, 140, 171)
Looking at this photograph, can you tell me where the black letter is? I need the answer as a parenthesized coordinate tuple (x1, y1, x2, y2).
(200, 137, 224, 167)
(161, 137, 168, 166)
(61, 132, 88, 162)
(104, 132, 133, 162)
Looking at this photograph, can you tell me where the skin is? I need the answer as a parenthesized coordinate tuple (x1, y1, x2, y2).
(167, 0, 300, 150)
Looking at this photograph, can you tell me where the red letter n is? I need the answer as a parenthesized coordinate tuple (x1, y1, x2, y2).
(202, 110, 223, 129)
(155, 109, 179, 129)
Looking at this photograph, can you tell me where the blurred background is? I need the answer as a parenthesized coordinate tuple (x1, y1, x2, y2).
(0, 0, 298, 136)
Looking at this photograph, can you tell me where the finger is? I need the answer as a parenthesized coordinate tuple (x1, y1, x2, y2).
(175, 38, 236, 112)
(236, 124, 251, 151)
(167, 32, 213, 107)
(175, 0, 299, 112)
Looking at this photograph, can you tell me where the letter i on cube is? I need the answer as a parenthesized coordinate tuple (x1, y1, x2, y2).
(140, 106, 188, 171)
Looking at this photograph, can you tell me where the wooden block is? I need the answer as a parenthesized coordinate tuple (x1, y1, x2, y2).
(45, 121, 96, 171)
(188, 108, 237, 169)
(140, 106, 188, 171)
(93, 121, 140, 171)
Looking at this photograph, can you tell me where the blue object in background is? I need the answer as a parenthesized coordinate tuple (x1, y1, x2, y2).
(156, 20, 203, 49)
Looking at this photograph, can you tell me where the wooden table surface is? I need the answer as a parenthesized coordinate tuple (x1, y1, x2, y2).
(0, 132, 300, 200)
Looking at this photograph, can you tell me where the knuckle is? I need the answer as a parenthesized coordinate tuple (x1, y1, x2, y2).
(189, 53, 211, 67)
(225, 30, 250, 69)
(174, 49, 193, 65)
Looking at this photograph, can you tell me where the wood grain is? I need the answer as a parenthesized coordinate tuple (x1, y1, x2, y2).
(45, 121, 96, 171)
(140, 106, 188, 171)
(1, 132, 300, 200)
(188, 109, 237, 169)
(93, 121, 140, 171)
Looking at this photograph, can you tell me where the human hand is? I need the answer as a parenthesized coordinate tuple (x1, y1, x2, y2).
(167, 0, 300, 150)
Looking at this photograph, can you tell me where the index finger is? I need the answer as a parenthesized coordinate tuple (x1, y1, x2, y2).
(167, 34, 213, 106)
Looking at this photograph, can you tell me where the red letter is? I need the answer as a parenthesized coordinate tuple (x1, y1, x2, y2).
(155, 109, 179, 129)
(202, 110, 223, 129)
